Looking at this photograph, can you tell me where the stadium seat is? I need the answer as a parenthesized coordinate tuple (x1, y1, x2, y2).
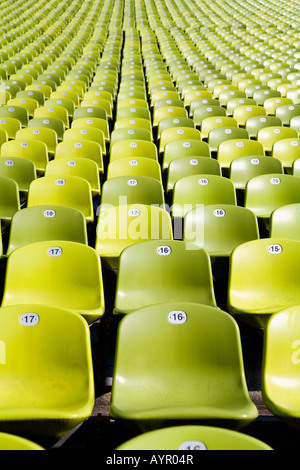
(0, 138, 48, 174)
(0, 105, 28, 127)
(162, 139, 211, 172)
(228, 238, 300, 327)
(72, 117, 110, 143)
(269, 203, 300, 240)
(1, 241, 104, 324)
(201, 116, 237, 140)
(73, 106, 107, 122)
(257, 126, 298, 153)
(153, 105, 188, 128)
(45, 157, 100, 197)
(33, 105, 69, 129)
(272, 138, 300, 169)
(110, 127, 152, 146)
(193, 105, 226, 129)
(0, 117, 21, 139)
(114, 240, 217, 315)
(116, 105, 151, 122)
(159, 126, 201, 155)
(0, 304, 94, 436)
(109, 302, 258, 429)
(217, 139, 265, 169)
(7, 97, 39, 118)
(107, 157, 162, 182)
(275, 104, 300, 126)
(28, 117, 65, 141)
(95, 204, 173, 269)
(208, 127, 249, 153)
(6, 205, 88, 256)
(15, 127, 58, 157)
(63, 127, 106, 156)
(110, 139, 158, 162)
(245, 173, 300, 219)
(172, 174, 236, 219)
(264, 97, 293, 115)
(184, 204, 259, 257)
(27, 175, 94, 223)
(245, 115, 282, 139)
(0, 156, 36, 197)
(116, 425, 272, 450)
(261, 305, 300, 430)
(229, 155, 283, 190)
(100, 175, 164, 209)
(166, 156, 221, 193)
(55, 140, 103, 173)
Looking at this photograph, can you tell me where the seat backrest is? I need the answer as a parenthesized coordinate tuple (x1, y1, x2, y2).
(184, 204, 259, 256)
(229, 155, 283, 189)
(172, 174, 236, 218)
(245, 173, 300, 218)
(55, 139, 103, 172)
(0, 138, 48, 173)
(114, 241, 217, 314)
(100, 174, 164, 208)
(107, 156, 162, 181)
(228, 238, 300, 327)
(110, 301, 258, 427)
(0, 303, 95, 436)
(95, 204, 173, 269)
(6, 204, 88, 255)
(110, 139, 158, 162)
(27, 174, 94, 222)
(1, 240, 104, 323)
(217, 138, 264, 168)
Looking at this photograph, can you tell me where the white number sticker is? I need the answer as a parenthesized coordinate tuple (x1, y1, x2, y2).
(21, 142, 29, 148)
(75, 142, 82, 148)
(127, 179, 137, 186)
(68, 160, 77, 166)
(157, 245, 172, 256)
(44, 209, 56, 218)
(213, 208, 226, 217)
(179, 441, 207, 450)
(129, 159, 138, 166)
(48, 247, 63, 257)
(5, 160, 14, 166)
(189, 159, 198, 165)
(268, 244, 282, 254)
(183, 142, 191, 147)
(168, 311, 187, 324)
(270, 177, 281, 185)
(128, 208, 140, 217)
(43, 119, 50, 124)
(19, 313, 40, 326)
(56, 179, 65, 186)
(199, 178, 209, 185)
(130, 142, 138, 148)
(251, 158, 260, 165)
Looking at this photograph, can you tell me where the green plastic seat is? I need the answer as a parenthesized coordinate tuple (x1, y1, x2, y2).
(245, 173, 300, 219)
(28, 117, 65, 141)
(208, 126, 249, 153)
(228, 238, 300, 328)
(272, 138, 300, 169)
(72, 117, 110, 143)
(0, 433, 44, 450)
(167, 156, 221, 193)
(0, 156, 36, 196)
(264, 97, 293, 115)
(184, 204, 259, 257)
(0, 138, 48, 174)
(45, 157, 100, 197)
(63, 127, 106, 156)
(162, 139, 211, 172)
(159, 126, 200, 155)
(193, 105, 226, 128)
(73, 106, 107, 122)
(261, 305, 300, 431)
(257, 126, 298, 154)
(6, 205, 88, 256)
(229, 155, 283, 190)
(16, 89, 45, 106)
(153, 105, 188, 128)
(114, 240, 216, 315)
(269, 203, 300, 240)
(116, 106, 151, 122)
(201, 116, 237, 140)
(95, 205, 173, 270)
(107, 157, 162, 182)
(55, 140, 103, 173)
(275, 104, 300, 125)
(109, 302, 258, 430)
(15, 127, 58, 157)
(100, 175, 164, 209)
(116, 425, 272, 450)
(0, 105, 28, 127)
(27, 175, 94, 223)
(1, 241, 104, 324)
(172, 174, 236, 219)
(217, 138, 264, 169)
(0, 117, 21, 139)
(0, 304, 94, 436)
(110, 139, 158, 162)
(245, 115, 282, 139)
(110, 127, 152, 147)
